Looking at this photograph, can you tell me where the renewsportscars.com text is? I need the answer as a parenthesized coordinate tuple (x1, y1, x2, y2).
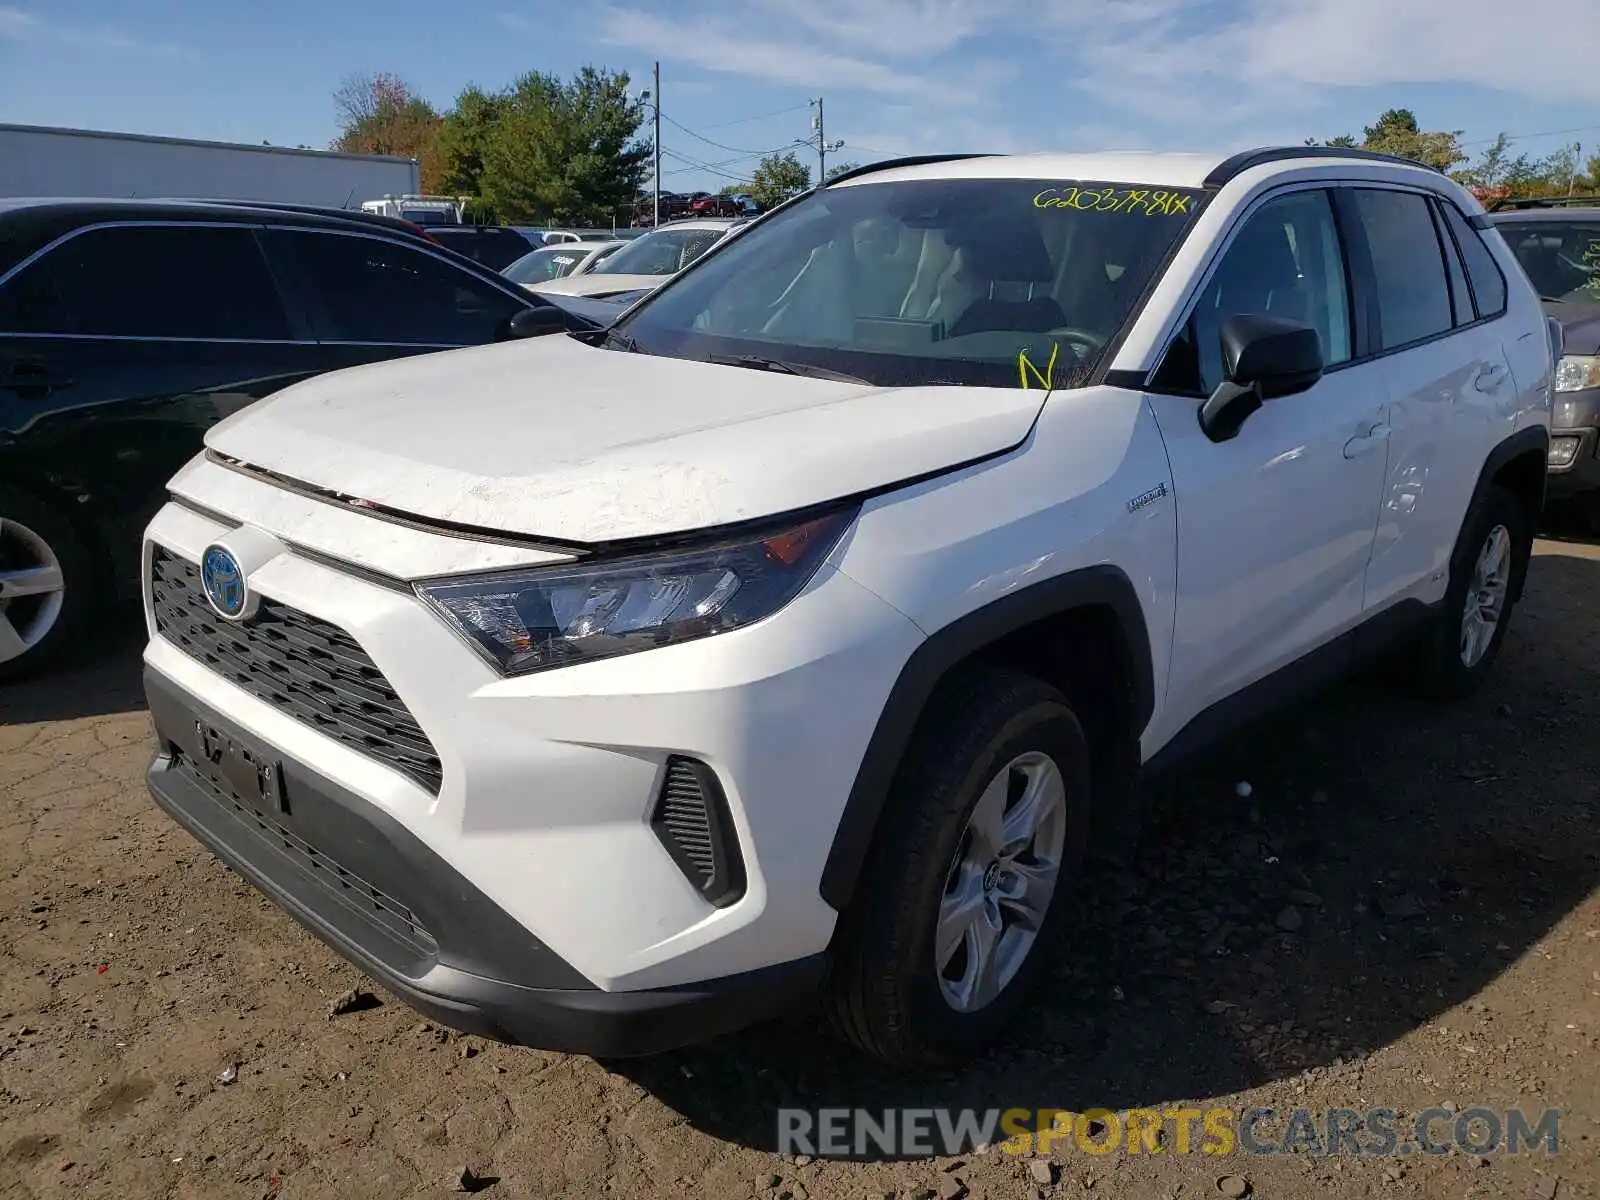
(777, 1106, 1561, 1159)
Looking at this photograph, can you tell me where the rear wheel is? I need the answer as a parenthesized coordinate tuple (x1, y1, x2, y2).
(1402, 484, 1530, 699)
(825, 667, 1091, 1067)
(0, 486, 96, 682)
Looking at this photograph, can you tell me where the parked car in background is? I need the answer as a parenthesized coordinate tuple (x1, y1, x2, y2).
(689, 193, 743, 217)
(0, 197, 599, 679)
(631, 192, 692, 226)
(420, 224, 541, 270)
(502, 240, 625, 289)
(529, 218, 736, 298)
(137, 147, 1551, 1068)
(1490, 197, 1600, 528)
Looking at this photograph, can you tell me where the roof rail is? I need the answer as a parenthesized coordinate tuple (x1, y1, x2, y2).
(822, 153, 993, 187)
(1204, 145, 1440, 188)
(1487, 193, 1600, 212)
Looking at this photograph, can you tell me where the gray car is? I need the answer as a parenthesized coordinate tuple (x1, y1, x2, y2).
(1490, 199, 1600, 527)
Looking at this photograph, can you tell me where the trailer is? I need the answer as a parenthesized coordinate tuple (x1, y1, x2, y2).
(0, 123, 420, 208)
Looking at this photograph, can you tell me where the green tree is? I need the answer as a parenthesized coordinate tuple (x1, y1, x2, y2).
(477, 66, 651, 224)
(825, 161, 861, 182)
(746, 151, 811, 209)
(1310, 108, 1465, 174)
(331, 73, 444, 189)
(434, 85, 505, 204)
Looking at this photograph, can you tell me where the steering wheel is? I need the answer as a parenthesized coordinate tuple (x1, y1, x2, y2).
(1045, 327, 1107, 358)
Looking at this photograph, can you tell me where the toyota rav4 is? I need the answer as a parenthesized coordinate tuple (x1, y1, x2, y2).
(141, 148, 1556, 1068)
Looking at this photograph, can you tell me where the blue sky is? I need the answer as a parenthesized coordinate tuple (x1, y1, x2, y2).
(2, 0, 1597, 192)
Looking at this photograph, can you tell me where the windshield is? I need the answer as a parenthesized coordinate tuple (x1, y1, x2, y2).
(503, 245, 590, 284)
(401, 208, 456, 227)
(1497, 219, 1600, 303)
(614, 178, 1204, 388)
(594, 226, 727, 276)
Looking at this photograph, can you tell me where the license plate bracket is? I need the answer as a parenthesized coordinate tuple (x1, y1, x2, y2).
(194, 719, 287, 815)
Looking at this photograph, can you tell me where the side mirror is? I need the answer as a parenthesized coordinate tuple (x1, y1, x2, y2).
(1198, 314, 1324, 442)
(499, 305, 567, 341)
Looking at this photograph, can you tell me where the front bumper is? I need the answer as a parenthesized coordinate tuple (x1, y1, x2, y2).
(1547, 388, 1600, 499)
(144, 666, 828, 1055)
(141, 493, 922, 993)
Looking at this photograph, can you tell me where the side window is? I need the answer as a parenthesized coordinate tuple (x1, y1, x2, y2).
(274, 231, 524, 345)
(1430, 201, 1475, 327)
(40, 225, 289, 339)
(1158, 189, 1351, 396)
(0, 257, 74, 334)
(1439, 202, 1507, 318)
(1351, 189, 1453, 349)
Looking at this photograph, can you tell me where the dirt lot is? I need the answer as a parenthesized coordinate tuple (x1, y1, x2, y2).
(2, 531, 1597, 1200)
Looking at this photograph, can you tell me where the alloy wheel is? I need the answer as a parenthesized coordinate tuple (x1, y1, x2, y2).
(1459, 523, 1511, 668)
(0, 518, 67, 666)
(935, 751, 1068, 1013)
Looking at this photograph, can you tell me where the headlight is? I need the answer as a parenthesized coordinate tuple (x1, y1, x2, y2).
(417, 507, 857, 675)
(1554, 354, 1600, 393)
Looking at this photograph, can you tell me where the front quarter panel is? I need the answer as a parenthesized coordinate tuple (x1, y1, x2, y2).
(838, 384, 1177, 747)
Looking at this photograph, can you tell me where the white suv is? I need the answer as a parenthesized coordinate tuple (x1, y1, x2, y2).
(142, 148, 1555, 1067)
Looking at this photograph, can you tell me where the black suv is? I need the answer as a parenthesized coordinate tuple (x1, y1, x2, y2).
(0, 198, 587, 679)
(1490, 197, 1600, 527)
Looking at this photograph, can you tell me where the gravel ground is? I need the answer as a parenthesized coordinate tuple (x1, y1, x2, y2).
(2, 531, 1597, 1200)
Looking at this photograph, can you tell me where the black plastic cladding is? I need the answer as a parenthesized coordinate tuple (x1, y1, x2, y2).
(650, 757, 746, 908)
(148, 548, 444, 795)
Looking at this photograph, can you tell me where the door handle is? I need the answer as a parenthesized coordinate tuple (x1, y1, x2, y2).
(1342, 422, 1390, 459)
(0, 361, 73, 396)
(1474, 364, 1508, 392)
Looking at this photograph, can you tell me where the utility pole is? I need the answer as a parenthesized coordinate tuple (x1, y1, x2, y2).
(653, 61, 662, 225)
(808, 97, 844, 187)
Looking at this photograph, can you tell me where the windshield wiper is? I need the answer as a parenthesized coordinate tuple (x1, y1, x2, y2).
(602, 328, 643, 352)
(709, 354, 870, 384)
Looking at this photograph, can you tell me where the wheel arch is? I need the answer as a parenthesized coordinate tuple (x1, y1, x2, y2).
(819, 564, 1155, 911)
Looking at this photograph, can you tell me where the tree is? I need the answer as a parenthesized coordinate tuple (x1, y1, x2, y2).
(435, 85, 505, 201)
(747, 151, 811, 209)
(1310, 108, 1465, 174)
(473, 67, 651, 224)
(331, 72, 445, 190)
(825, 161, 861, 182)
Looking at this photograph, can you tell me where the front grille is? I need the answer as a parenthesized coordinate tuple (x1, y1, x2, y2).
(649, 756, 745, 908)
(150, 548, 444, 794)
(172, 747, 437, 962)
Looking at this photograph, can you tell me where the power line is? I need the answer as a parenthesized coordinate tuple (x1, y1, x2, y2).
(696, 103, 810, 130)
(660, 112, 790, 157)
(1460, 123, 1600, 149)
(660, 147, 754, 184)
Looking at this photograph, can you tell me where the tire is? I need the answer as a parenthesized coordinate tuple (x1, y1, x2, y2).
(0, 484, 98, 682)
(1402, 484, 1531, 699)
(825, 666, 1092, 1068)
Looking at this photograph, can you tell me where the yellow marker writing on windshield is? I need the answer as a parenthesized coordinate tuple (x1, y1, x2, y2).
(1018, 342, 1060, 390)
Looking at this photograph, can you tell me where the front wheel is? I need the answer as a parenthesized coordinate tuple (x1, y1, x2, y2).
(825, 667, 1091, 1068)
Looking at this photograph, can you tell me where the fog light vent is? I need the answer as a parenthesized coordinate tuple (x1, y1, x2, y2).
(650, 756, 746, 907)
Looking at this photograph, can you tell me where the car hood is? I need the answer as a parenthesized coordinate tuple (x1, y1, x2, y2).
(1544, 298, 1600, 355)
(203, 334, 1045, 544)
(530, 273, 666, 298)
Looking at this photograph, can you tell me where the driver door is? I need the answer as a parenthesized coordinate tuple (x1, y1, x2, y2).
(1143, 186, 1391, 743)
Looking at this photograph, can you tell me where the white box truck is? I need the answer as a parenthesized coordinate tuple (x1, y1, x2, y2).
(0, 123, 420, 207)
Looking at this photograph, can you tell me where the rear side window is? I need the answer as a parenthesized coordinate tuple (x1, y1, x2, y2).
(0, 257, 74, 334)
(1352, 190, 1453, 350)
(41, 224, 290, 339)
(1439, 203, 1507, 317)
(272, 230, 525, 345)
(1430, 202, 1475, 327)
